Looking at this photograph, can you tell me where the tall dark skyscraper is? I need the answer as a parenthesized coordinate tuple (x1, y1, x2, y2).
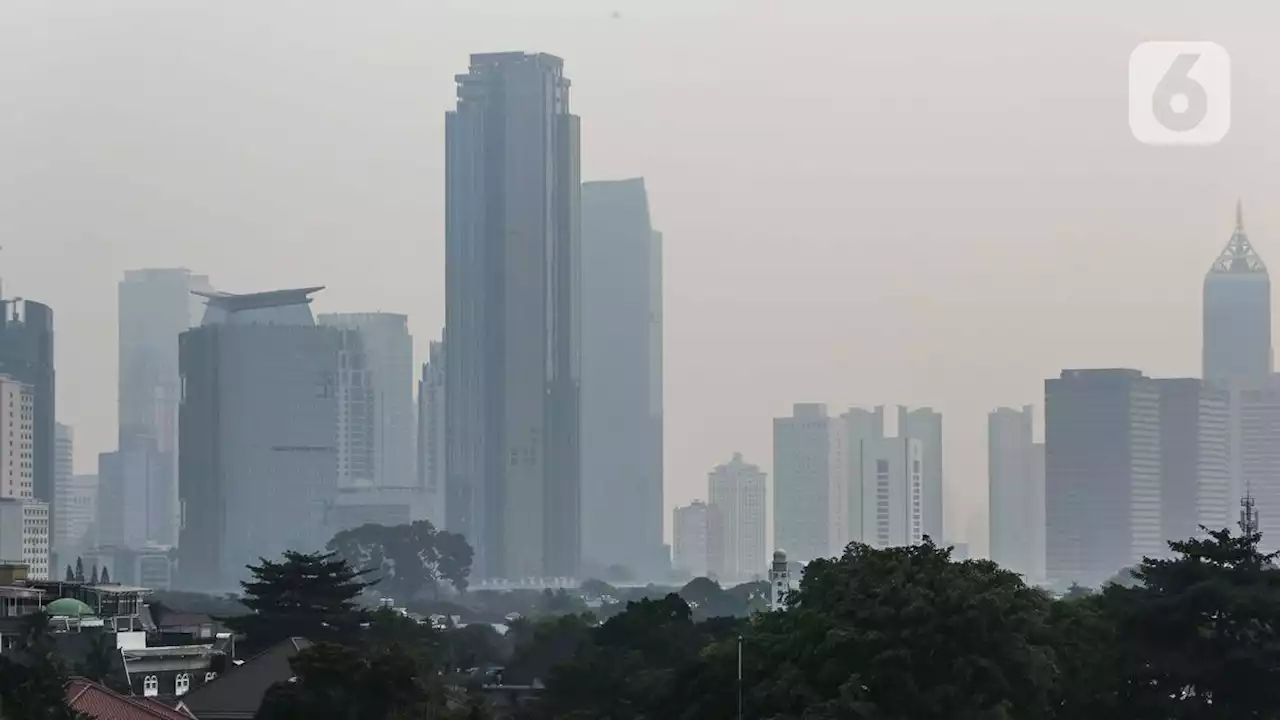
(580, 178, 664, 578)
(445, 52, 582, 579)
(178, 288, 346, 591)
(1045, 369, 1162, 588)
(0, 299, 55, 507)
(1204, 202, 1271, 385)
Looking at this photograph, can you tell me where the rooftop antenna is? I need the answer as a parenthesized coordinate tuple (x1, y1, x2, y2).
(1241, 491, 1260, 536)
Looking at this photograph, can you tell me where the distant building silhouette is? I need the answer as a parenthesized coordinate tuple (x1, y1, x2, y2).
(580, 178, 664, 578)
(839, 407, 927, 550)
(708, 453, 766, 582)
(0, 373, 49, 578)
(317, 313, 415, 490)
(445, 52, 581, 579)
(1204, 202, 1270, 385)
(988, 406, 1045, 583)
(773, 404, 837, 564)
(177, 287, 347, 591)
(418, 339, 446, 528)
(672, 501, 713, 579)
(1156, 378, 1230, 542)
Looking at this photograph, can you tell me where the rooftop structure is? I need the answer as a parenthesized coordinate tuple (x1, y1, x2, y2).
(194, 287, 324, 327)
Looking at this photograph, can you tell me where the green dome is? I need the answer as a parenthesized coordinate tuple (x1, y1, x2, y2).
(45, 598, 93, 617)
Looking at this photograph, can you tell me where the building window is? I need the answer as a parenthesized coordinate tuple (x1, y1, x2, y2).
(143, 675, 159, 697)
(175, 673, 190, 695)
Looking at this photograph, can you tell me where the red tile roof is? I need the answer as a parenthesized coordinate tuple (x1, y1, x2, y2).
(65, 678, 195, 720)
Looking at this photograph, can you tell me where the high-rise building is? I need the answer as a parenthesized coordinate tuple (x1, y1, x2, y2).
(54, 473, 97, 563)
(445, 52, 581, 579)
(97, 447, 175, 549)
(899, 407, 944, 541)
(317, 313, 415, 489)
(1204, 203, 1270, 386)
(177, 287, 346, 591)
(0, 375, 35, 501)
(1045, 369, 1162, 588)
(418, 340, 446, 528)
(578, 178, 660, 576)
(0, 498, 48, 579)
(708, 453, 767, 582)
(835, 406, 932, 552)
(1225, 375, 1280, 553)
(580, 177, 664, 579)
(0, 299, 54, 511)
(773, 404, 838, 564)
(988, 406, 1046, 583)
(672, 501, 713, 579)
(1156, 379, 1231, 543)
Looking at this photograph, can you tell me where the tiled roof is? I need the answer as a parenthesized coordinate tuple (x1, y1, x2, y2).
(65, 678, 195, 720)
(176, 637, 310, 719)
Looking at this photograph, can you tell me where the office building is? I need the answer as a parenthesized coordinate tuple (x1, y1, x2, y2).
(899, 407, 944, 541)
(1224, 375, 1280, 553)
(53, 473, 97, 564)
(581, 177, 665, 579)
(97, 447, 175, 549)
(672, 501, 713, 579)
(317, 313, 415, 489)
(0, 498, 48, 579)
(988, 406, 1046, 582)
(708, 453, 767, 582)
(0, 375, 34, 501)
(0, 299, 54, 511)
(177, 287, 345, 591)
(836, 406, 931, 551)
(445, 52, 581, 579)
(1045, 369, 1162, 588)
(417, 340, 446, 528)
(773, 404, 838, 564)
(1203, 203, 1270, 386)
(1156, 379, 1231, 543)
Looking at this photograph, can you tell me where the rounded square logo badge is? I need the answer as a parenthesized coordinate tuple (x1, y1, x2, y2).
(1129, 41, 1231, 146)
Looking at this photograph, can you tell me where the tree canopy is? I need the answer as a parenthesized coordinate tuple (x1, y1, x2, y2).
(326, 520, 474, 603)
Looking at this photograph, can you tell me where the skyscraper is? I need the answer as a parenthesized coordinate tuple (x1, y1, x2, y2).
(177, 287, 345, 591)
(899, 406, 944, 541)
(672, 501, 713, 579)
(988, 406, 1046, 583)
(773, 404, 837, 564)
(445, 52, 581, 579)
(1204, 202, 1270, 385)
(839, 407, 926, 551)
(1225, 375, 1280, 553)
(418, 340, 446, 529)
(708, 453, 767, 582)
(0, 299, 54, 508)
(580, 178, 664, 578)
(1045, 369, 1162, 587)
(1156, 379, 1230, 543)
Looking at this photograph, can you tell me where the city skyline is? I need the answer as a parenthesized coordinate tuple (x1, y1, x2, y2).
(8, 3, 1280, 560)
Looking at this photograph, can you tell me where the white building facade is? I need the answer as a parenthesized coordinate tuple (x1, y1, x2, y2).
(988, 406, 1046, 583)
(673, 501, 712, 579)
(0, 375, 34, 501)
(708, 453, 767, 582)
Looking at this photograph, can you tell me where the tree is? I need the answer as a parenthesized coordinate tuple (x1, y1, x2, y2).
(73, 557, 84, 583)
(89, 566, 99, 585)
(99, 566, 109, 584)
(0, 612, 87, 719)
(223, 550, 374, 653)
(1104, 527, 1280, 718)
(63, 565, 73, 582)
(326, 521, 473, 602)
(743, 541, 1058, 719)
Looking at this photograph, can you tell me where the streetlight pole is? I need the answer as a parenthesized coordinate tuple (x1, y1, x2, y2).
(737, 634, 743, 720)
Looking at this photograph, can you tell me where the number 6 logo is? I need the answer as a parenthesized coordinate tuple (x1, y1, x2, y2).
(1129, 42, 1230, 146)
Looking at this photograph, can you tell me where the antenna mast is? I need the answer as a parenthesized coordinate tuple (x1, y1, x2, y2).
(1241, 492, 1260, 536)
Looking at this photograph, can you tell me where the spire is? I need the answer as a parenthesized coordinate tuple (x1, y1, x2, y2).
(1209, 200, 1267, 274)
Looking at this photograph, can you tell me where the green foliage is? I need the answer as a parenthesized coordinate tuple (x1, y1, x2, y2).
(326, 521, 474, 603)
(223, 550, 374, 654)
(0, 612, 86, 719)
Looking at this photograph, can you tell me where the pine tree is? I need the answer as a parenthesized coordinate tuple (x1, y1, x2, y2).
(74, 557, 84, 583)
(100, 566, 110, 584)
(90, 565, 99, 585)
(64, 564, 74, 582)
(223, 550, 374, 654)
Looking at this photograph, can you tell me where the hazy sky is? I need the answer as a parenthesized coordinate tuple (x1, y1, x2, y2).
(2, 1, 1276, 555)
